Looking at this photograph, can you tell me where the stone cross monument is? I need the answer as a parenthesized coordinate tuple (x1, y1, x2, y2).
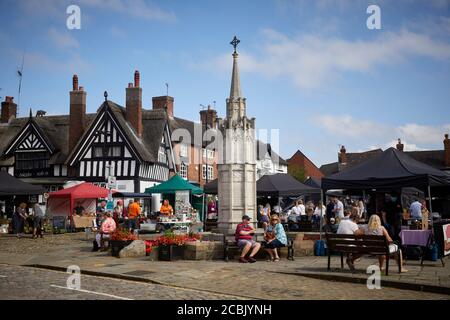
(217, 36, 257, 232)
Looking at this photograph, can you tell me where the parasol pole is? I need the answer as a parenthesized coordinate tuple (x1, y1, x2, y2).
(320, 190, 324, 241)
(428, 185, 433, 228)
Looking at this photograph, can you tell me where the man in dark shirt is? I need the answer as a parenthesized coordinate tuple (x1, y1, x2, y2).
(326, 200, 335, 225)
(74, 201, 85, 216)
(381, 194, 402, 241)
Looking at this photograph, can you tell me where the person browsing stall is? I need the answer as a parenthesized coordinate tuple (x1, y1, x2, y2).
(127, 199, 141, 231)
(235, 215, 261, 263)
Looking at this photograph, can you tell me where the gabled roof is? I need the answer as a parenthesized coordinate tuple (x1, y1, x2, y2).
(67, 101, 170, 165)
(257, 141, 288, 165)
(320, 162, 339, 176)
(0, 113, 96, 166)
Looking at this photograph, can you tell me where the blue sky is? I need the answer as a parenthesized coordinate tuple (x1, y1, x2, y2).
(0, 0, 449, 167)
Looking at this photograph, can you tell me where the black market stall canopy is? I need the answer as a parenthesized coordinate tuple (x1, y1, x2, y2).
(144, 174, 203, 195)
(0, 171, 45, 196)
(304, 177, 321, 189)
(257, 173, 321, 197)
(204, 179, 218, 194)
(203, 174, 321, 197)
(322, 148, 450, 191)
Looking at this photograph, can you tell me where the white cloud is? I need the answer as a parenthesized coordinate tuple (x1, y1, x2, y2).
(398, 123, 450, 145)
(79, 0, 176, 23)
(197, 28, 450, 90)
(48, 28, 79, 50)
(316, 114, 450, 152)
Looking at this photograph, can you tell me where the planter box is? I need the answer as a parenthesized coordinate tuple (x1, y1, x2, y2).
(158, 245, 185, 261)
(148, 246, 159, 261)
(184, 241, 224, 260)
(110, 240, 133, 257)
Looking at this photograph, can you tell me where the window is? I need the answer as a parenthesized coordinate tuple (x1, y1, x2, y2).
(207, 150, 215, 159)
(180, 162, 188, 179)
(202, 149, 207, 158)
(207, 165, 214, 180)
(202, 165, 207, 180)
(203, 165, 213, 180)
(93, 146, 122, 158)
(180, 144, 188, 157)
(158, 146, 167, 163)
(16, 151, 49, 170)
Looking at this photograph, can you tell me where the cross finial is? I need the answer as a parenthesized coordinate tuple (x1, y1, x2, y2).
(230, 36, 240, 54)
(104, 91, 108, 101)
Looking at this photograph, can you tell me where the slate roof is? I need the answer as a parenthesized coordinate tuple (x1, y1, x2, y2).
(320, 148, 448, 177)
(256, 141, 288, 166)
(0, 101, 172, 166)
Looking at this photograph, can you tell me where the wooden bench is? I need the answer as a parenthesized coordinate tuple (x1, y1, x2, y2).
(223, 234, 295, 261)
(325, 233, 402, 275)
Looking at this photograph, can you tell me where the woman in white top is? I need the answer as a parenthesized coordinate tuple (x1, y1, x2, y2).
(313, 201, 326, 217)
(355, 214, 407, 273)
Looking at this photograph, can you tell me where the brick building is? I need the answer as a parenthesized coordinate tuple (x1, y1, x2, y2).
(287, 150, 324, 181)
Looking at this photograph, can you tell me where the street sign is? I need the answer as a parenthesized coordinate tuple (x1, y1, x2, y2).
(106, 201, 114, 211)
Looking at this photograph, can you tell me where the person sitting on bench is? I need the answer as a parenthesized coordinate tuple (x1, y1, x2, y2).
(235, 215, 261, 263)
(263, 214, 287, 262)
(93, 212, 116, 252)
(354, 214, 408, 273)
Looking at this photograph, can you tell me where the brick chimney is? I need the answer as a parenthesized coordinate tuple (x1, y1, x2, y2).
(126, 70, 143, 138)
(338, 145, 347, 164)
(1, 96, 17, 123)
(396, 138, 404, 151)
(152, 96, 174, 118)
(444, 134, 450, 168)
(69, 75, 86, 151)
(200, 105, 217, 130)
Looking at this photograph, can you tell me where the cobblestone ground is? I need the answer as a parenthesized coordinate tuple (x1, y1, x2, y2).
(0, 234, 449, 300)
(0, 264, 239, 300)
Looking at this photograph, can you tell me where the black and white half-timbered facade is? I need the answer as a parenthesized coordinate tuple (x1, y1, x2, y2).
(0, 72, 176, 193)
(66, 100, 175, 193)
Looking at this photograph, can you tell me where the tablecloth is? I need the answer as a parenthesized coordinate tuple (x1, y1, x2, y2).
(399, 230, 432, 246)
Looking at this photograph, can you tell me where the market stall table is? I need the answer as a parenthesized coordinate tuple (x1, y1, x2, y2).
(400, 229, 432, 247)
(73, 216, 95, 229)
(400, 229, 433, 265)
(157, 220, 193, 233)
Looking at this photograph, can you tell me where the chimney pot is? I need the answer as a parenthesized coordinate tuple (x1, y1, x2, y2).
(73, 75, 79, 91)
(338, 145, 347, 165)
(444, 133, 450, 168)
(396, 138, 404, 151)
(126, 73, 143, 138)
(134, 70, 140, 87)
(79, 86, 84, 91)
(5, 96, 13, 102)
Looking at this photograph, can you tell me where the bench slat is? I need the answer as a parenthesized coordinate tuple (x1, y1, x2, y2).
(333, 245, 388, 254)
(327, 239, 387, 246)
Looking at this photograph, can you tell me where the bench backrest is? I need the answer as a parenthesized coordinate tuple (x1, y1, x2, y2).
(325, 233, 389, 255)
